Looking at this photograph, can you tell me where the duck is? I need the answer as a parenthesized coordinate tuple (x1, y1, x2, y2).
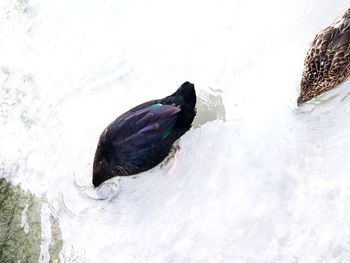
(92, 81, 196, 187)
(298, 8, 350, 105)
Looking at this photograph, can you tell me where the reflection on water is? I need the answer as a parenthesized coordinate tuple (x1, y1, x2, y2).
(193, 87, 226, 127)
(0, 178, 62, 262)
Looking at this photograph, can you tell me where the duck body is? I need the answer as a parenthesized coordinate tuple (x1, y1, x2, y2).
(92, 82, 196, 187)
(298, 8, 350, 105)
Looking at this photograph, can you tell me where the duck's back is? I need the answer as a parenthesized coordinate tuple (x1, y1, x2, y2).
(100, 104, 181, 175)
(310, 10, 350, 74)
(299, 8, 350, 104)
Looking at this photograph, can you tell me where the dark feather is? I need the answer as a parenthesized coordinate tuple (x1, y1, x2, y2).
(92, 82, 196, 187)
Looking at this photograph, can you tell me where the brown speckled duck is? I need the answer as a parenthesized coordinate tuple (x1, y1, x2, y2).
(298, 8, 350, 105)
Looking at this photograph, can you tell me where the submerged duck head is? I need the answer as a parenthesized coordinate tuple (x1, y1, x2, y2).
(92, 142, 115, 187)
(298, 59, 337, 105)
(92, 136, 128, 187)
(92, 161, 111, 188)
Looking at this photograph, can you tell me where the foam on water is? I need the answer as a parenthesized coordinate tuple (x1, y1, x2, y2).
(1, 0, 350, 262)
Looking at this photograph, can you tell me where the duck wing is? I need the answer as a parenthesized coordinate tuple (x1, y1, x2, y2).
(101, 104, 181, 174)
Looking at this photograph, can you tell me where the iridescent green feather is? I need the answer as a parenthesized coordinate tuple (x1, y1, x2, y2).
(161, 125, 174, 139)
(149, 103, 163, 110)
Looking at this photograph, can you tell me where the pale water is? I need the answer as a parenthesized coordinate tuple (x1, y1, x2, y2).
(1, 0, 350, 262)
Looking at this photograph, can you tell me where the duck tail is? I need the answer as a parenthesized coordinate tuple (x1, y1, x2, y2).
(167, 81, 196, 127)
(173, 81, 196, 109)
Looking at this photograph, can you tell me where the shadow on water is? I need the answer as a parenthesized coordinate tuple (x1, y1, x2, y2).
(0, 177, 63, 263)
(193, 87, 226, 127)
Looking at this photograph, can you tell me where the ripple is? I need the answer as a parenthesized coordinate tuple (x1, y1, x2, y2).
(193, 87, 226, 127)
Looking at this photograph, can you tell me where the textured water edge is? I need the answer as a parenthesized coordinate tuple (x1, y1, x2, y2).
(0, 178, 62, 263)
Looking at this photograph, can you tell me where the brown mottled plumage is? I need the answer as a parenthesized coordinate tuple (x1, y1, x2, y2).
(298, 8, 350, 105)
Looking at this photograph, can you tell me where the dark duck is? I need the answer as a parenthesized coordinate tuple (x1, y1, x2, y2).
(298, 8, 350, 105)
(92, 82, 196, 187)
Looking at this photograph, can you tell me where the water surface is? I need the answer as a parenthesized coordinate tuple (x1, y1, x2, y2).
(1, 0, 350, 262)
